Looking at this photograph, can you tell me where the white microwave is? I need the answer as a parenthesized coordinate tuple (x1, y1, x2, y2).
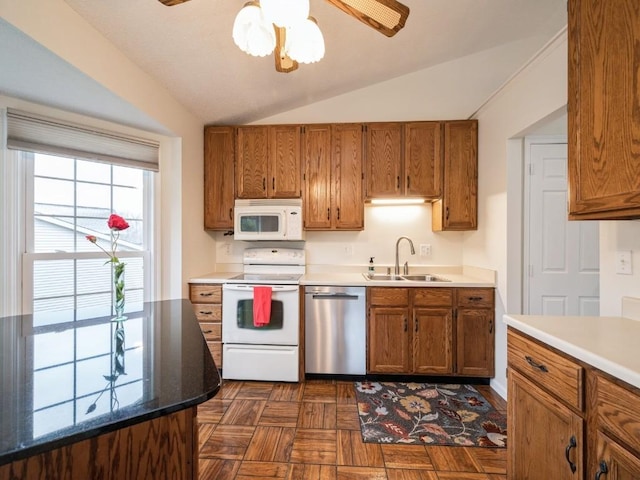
(234, 199, 305, 241)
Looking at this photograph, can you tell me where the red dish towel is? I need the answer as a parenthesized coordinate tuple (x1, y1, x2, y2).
(253, 286, 272, 327)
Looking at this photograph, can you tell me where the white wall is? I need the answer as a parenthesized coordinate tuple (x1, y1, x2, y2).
(468, 30, 569, 397)
(0, 0, 215, 299)
(599, 222, 640, 315)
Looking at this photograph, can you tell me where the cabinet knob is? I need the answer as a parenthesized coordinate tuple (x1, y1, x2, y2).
(564, 435, 577, 473)
(525, 355, 549, 373)
(595, 460, 608, 479)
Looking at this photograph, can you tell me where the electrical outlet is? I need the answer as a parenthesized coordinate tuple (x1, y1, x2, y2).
(223, 243, 231, 255)
(420, 244, 431, 257)
(616, 251, 632, 274)
(344, 244, 353, 257)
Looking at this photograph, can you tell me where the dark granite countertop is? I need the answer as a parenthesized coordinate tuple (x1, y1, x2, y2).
(0, 299, 221, 466)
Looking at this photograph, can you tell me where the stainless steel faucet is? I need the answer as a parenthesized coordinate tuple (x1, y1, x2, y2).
(394, 236, 415, 275)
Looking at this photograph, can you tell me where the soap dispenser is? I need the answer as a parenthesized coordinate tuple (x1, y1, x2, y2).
(369, 257, 375, 273)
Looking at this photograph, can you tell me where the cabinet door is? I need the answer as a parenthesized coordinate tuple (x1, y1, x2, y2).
(332, 123, 364, 230)
(413, 307, 453, 375)
(568, 0, 640, 219)
(456, 308, 494, 377)
(433, 120, 477, 231)
(303, 124, 332, 229)
(595, 431, 640, 480)
(204, 126, 235, 230)
(269, 125, 301, 198)
(365, 123, 403, 198)
(508, 369, 584, 480)
(367, 306, 410, 373)
(405, 122, 442, 198)
(236, 126, 269, 198)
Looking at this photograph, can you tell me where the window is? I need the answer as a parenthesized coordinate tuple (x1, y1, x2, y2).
(23, 152, 151, 318)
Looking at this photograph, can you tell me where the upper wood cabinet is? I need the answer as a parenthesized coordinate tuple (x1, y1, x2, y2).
(303, 124, 364, 230)
(568, 0, 640, 219)
(203, 126, 235, 230)
(432, 120, 478, 231)
(364, 122, 442, 199)
(236, 125, 301, 199)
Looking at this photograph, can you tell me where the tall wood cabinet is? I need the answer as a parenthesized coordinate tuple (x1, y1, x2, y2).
(367, 287, 493, 377)
(303, 124, 364, 230)
(432, 120, 478, 231)
(364, 122, 442, 200)
(568, 0, 640, 220)
(204, 126, 235, 230)
(236, 125, 301, 199)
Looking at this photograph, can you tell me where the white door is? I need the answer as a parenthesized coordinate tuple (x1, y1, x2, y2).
(525, 140, 599, 316)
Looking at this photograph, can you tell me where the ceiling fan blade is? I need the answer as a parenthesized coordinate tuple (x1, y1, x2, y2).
(274, 27, 299, 73)
(157, 0, 191, 6)
(325, 0, 409, 37)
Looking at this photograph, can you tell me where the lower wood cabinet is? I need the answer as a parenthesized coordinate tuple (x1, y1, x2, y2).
(367, 287, 494, 377)
(188, 283, 222, 368)
(507, 328, 640, 480)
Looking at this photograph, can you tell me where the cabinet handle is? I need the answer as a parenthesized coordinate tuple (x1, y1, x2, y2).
(489, 319, 493, 334)
(525, 356, 549, 373)
(407, 175, 410, 189)
(228, 208, 233, 220)
(202, 329, 213, 334)
(199, 311, 213, 315)
(199, 292, 213, 297)
(468, 296, 483, 301)
(445, 207, 450, 220)
(404, 318, 407, 332)
(263, 177, 266, 190)
(594, 460, 608, 479)
(272, 177, 275, 190)
(327, 208, 330, 220)
(337, 207, 340, 220)
(397, 175, 400, 189)
(564, 436, 577, 473)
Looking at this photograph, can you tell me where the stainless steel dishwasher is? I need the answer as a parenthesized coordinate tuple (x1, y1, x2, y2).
(304, 286, 366, 375)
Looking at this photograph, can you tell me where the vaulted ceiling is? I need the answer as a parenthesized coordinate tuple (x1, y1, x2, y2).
(59, 0, 567, 125)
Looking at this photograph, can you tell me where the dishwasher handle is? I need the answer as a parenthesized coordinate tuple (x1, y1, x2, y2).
(310, 293, 361, 300)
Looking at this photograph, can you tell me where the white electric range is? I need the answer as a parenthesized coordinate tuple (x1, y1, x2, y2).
(221, 248, 305, 382)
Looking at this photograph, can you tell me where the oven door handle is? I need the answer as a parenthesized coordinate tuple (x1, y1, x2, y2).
(223, 284, 299, 292)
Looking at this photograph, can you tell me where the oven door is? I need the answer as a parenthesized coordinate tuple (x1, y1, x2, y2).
(222, 283, 299, 345)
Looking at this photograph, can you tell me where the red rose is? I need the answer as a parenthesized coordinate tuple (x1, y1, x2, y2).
(108, 214, 130, 231)
(86, 235, 97, 243)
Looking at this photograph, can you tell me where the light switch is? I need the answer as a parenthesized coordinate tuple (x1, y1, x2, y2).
(616, 251, 632, 275)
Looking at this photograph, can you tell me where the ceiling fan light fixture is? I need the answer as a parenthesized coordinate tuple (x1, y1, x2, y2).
(285, 17, 325, 64)
(232, 1, 276, 57)
(261, 0, 310, 28)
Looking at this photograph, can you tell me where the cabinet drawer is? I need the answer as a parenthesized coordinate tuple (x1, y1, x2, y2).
(191, 304, 222, 322)
(457, 288, 494, 308)
(507, 330, 583, 411)
(413, 288, 454, 307)
(597, 374, 640, 454)
(200, 322, 221, 342)
(369, 287, 409, 306)
(189, 284, 222, 303)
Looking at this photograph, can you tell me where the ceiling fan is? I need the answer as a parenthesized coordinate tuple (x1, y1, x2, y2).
(157, 0, 410, 72)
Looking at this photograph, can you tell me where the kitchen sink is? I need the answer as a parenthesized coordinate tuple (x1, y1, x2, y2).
(401, 274, 451, 282)
(362, 273, 450, 282)
(362, 273, 405, 281)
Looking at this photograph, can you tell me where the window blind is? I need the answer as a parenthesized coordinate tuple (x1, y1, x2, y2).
(6, 108, 160, 172)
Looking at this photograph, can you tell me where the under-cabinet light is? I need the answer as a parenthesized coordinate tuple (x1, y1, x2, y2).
(369, 198, 426, 205)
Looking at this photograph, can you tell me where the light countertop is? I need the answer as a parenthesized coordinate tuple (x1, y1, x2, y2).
(189, 265, 495, 288)
(504, 313, 640, 389)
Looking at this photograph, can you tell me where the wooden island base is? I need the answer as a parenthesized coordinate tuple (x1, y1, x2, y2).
(0, 407, 198, 480)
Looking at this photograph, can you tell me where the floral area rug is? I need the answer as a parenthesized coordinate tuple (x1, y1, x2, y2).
(355, 381, 507, 447)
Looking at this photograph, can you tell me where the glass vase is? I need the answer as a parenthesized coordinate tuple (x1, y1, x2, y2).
(112, 261, 127, 322)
